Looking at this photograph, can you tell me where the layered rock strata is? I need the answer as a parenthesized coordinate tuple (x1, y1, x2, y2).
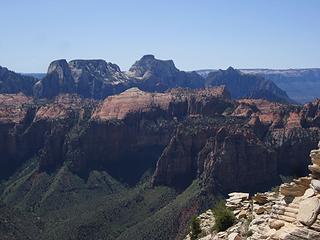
(0, 89, 319, 192)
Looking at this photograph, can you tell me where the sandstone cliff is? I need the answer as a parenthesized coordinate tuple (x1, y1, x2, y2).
(0, 89, 318, 193)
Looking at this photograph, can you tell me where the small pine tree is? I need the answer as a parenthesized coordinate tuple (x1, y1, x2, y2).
(212, 199, 236, 232)
(190, 216, 201, 240)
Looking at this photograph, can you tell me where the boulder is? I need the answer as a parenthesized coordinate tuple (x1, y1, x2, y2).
(311, 179, 320, 192)
(253, 193, 269, 205)
(302, 188, 315, 199)
(310, 149, 320, 165)
(280, 180, 310, 197)
(308, 164, 320, 175)
(238, 210, 247, 219)
(228, 232, 241, 240)
(268, 219, 285, 230)
(297, 196, 320, 226)
(227, 192, 249, 201)
(255, 206, 266, 215)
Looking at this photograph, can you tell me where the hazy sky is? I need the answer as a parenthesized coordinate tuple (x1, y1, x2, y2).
(1, 0, 319, 72)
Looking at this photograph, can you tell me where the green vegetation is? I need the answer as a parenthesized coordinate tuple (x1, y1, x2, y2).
(0, 155, 204, 240)
(280, 175, 296, 184)
(271, 185, 280, 192)
(0, 204, 41, 239)
(246, 229, 253, 237)
(212, 200, 236, 232)
(116, 180, 202, 240)
(190, 216, 201, 240)
(243, 215, 253, 238)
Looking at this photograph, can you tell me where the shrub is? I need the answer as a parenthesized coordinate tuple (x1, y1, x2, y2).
(243, 216, 253, 237)
(280, 175, 296, 184)
(212, 200, 236, 232)
(190, 216, 201, 240)
(271, 186, 279, 192)
(246, 229, 253, 237)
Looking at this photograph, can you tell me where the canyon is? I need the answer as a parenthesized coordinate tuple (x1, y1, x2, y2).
(0, 84, 319, 239)
(0, 56, 319, 240)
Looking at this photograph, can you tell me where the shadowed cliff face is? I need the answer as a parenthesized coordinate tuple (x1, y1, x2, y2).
(127, 55, 204, 92)
(0, 94, 39, 179)
(69, 87, 232, 184)
(152, 98, 320, 193)
(0, 87, 231, 182)
(0, 66, 37, 95)
(0, 94, 97, 179)
(198, 127, 278, 193)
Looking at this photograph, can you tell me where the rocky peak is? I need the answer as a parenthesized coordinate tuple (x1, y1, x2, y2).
(34, 59, 75, 98)
(127, 55, 178, 78)
(68, 59, 126, 83)
(0, 65, 8, 74)
(225, 66, 240, 75)
(208, 66, 239, 79)
(47, 59, 73, 87)
(126, 55, 204, 92)
(47, 59, 70, 75)
(140, 54, 156, 61)
(34, 58, 131, 99)
(69, 59, 122, 74)
(301, 99, 320, 127)
(205, 67, 293, 103)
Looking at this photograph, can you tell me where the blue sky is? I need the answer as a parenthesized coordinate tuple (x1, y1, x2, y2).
(1, 0, 319, 72)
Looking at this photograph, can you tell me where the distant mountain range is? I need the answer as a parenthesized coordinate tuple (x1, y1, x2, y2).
(1, 55, 319, 104)
(21, 73, 46, 79)
(204, 67, 292, 104)
(242, 69, 320, 103)
(197, 68, 320, 103)
(0, 55, 299, 104)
